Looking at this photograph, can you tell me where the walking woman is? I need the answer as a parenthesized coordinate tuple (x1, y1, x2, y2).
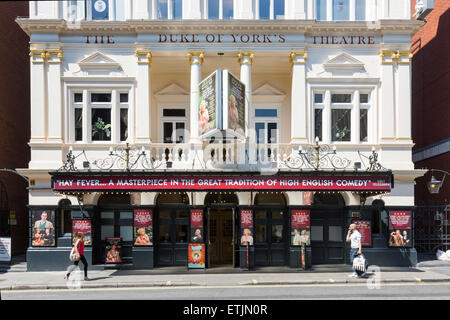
(65, 232, 89, 281)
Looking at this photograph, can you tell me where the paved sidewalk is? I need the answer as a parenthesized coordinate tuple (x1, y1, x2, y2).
(1, 263, 450, 291)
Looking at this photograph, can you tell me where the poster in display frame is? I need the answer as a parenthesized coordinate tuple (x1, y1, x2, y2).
(388, 211, 412, 248)
(351, 219, 372, 247)
(0, 237, 11, 263)
(190, 209, 204, 243)
(198, 70, 221, 138)
(222, 70, 246, 138)
(31, 209, 56, 247)
(240, 209, 254, 246)
(133, 209, 153, 246)
(188, 243, 206, 269)
(72, 219, 92, 246)
(291, 210, 311, 246)
(105, 237, 122, 263)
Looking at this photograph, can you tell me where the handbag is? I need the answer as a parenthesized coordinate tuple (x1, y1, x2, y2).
(352, 254, 367, 272)
(69, 247, 80, 262)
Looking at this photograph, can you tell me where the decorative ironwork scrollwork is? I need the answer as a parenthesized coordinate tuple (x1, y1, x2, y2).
(284, 138, 352, 170)
(59, 144, 165, 172)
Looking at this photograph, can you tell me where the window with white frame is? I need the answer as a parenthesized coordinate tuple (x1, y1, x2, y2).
(312, 89, 372, 143)
(207, 0, 233, 19)
(119, 92, 129, 141)
(71, 89, 130, 143)
(259, 0, 285, 20)
(316, 0, 366, 21)
(161, 108, 187, 143)
(72, 92, 83, 141)
(90, 93, 112, 141)
(254, 108, 279, 144)
(331, 93, 352, 142)
(313, 92, 324, 141)
(359, 92, 370, 142)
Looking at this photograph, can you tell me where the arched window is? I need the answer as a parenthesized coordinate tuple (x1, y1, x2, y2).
(59, 199, 72, 235)
(204, 192, 238, 205)
(98, 194, 131, 206)
(371, 199, 385, 235)
(313, 193, 345, 206)
(156, 192, 189, 205)
(254, 192, 286, 206)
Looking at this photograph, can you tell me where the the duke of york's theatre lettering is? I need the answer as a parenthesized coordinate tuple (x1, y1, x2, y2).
(82, 34, 378, 45)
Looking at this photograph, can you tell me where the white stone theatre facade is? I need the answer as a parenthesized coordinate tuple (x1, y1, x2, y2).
(17, 0, 426, 271)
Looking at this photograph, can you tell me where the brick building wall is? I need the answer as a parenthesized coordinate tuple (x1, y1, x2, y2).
(412, 0, 450, 205)
(0, 1, 30, 254)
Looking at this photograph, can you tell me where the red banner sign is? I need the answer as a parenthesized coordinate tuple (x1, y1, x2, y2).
(352, 220, 372, 247)
(389, 211, 412, 229)
(291, 210, 310, 229)
(53, 175, 391, 192)
(240, 210, 253, 228)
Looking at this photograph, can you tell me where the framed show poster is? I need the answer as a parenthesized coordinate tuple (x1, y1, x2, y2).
(198, 71, 219, 137)
(133, 209, 153, 246)
(188, 243, 205, 269)
(291, 210, 311, 246)
(352, 220, 372, 247)
(190, 209, 204, 243)
(105, 238, 122, 263)
(31, 209, 55, 247)
(388, 211, 412, 247)
(302, 192, 313, 205)
(72, 219, 92, 246)
(240, 209, 254, 246)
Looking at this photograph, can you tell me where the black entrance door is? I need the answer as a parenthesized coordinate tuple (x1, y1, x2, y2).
(310, 209, 346, 264)
(155, 206, 189, 266)
(96, 210, 134, 264)
(254, 207, 288, 266)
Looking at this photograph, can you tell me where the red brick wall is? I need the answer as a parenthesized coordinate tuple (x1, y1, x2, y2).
(0, 2, 30, 254)
(412, 0, 450, 205)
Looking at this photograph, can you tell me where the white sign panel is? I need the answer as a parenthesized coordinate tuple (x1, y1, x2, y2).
(0, 237, 11, 262)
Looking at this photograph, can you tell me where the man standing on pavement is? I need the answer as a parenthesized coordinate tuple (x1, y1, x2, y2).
(346, 223, 362, 278)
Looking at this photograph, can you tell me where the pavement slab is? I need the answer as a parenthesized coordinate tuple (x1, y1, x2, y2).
(1, 261, 450, 291)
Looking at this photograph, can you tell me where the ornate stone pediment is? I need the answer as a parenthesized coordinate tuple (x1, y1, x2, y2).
(77, 51, 121, 72)
(252, 83, 285, 102)
(323, 53, 365, 72)
(155, 83, 189, 103)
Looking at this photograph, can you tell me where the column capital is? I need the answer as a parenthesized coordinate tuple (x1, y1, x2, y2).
(238, 51, 254, 65)
(187, 51, 205, 65)
(46, 49, 63, 64)
(397, 50, 413, 65)
(29, 49, 47, 64)
(135, 49, 152, 64)
(379, 50, 398, 64)
(289, 50, 308, 65)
